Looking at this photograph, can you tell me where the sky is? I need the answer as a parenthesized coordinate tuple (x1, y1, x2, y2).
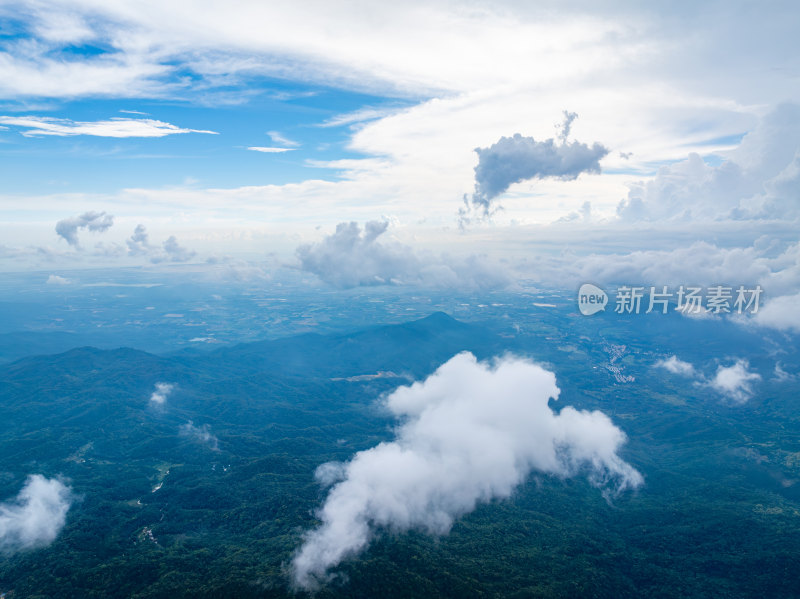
(0, 0, 799, 319)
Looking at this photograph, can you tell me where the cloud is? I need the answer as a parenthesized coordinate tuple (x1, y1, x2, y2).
(149, 382, 175, 406)
(0, 475, 73, 554)
(318, 106, 402, 128)
(267, 130, 299, 147)
(247, 146, 294, 153)
(45, 274, 71, 285)
(462, 113, 609, 220)
(152, 236, 196, 264)
(709, 360, 761, 403)
(179, 421, 219, 451)
(753, 292, 800, 334)
(55, 211, 114, 247)
(0, 116, 217, 137)
(655, 355, 696, 377)
(126, 224, 151, 256)
(773, 363, 795, 382)
(292, 352, 642, 589)
(126, 225, 196, 263)
(297, 221, 414, 287)
(296, 221, 510, 290)
(617, 104, 800, 222)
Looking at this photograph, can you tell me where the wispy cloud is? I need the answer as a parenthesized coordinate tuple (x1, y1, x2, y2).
(318, 107, 401, 128)
(0, 116, 217, 138)
(179, 421, 219, 451)
(267, 130, 299, 147)
(0, 475, 73, 554)
(247, 146, 295, 153)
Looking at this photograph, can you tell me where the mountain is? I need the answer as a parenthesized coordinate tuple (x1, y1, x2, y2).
(192, 311, 495, 379)
(0, 313, 798, 598)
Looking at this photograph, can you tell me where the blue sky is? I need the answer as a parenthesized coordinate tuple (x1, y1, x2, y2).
(1, 1, 800, 337)
(0, 88, 408, 194)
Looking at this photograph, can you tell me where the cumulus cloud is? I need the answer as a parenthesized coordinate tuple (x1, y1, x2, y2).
(0, 475, 73, 554)
(296, 221, 510, 290)
(149, 382, 175, 406)
(617, 103, 800, 222)
(461, 112, 608, 221)
(655, 355, 696, 376)
(152, 235, 196, 263)
(753, 292, 800, 334)
(0, 115, 217, 137)
(179, 421, 219, 451)
(125, 224, 153, 256)
(291, 352, 642, 589)
(709, 360, 761, 403)
(126, 225, 196, 263)
(55, 211, 114, 247)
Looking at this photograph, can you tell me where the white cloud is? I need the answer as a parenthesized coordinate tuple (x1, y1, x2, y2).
(267, 130, 299, 147)
(0, 4, 797, 281)
(179, 421, 219, 451)
(617, 104, 800, 223)
(55, 211, 113, 247)
(296, 221, 510, 290)
(125, 225, 196, 264)
(753, 292, 800, 334)
(45, 274, 72, 285)
(0, 475, 73, 554)
(655, 356, 696, 377)
(318, 106, 403, 128)
(292, 352, 642, 589)
(149, 382, 175, 406)
(246, 146, 294, 153)
(126, 224, 151, 256)
(0, 115, 216, 137)
(151, 235, 196, 264)
(709, 360, 761, 403)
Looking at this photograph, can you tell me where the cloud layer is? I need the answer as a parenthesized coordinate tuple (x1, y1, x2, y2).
(292, 352, 642, 589)
(0, 475, 73, 554)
